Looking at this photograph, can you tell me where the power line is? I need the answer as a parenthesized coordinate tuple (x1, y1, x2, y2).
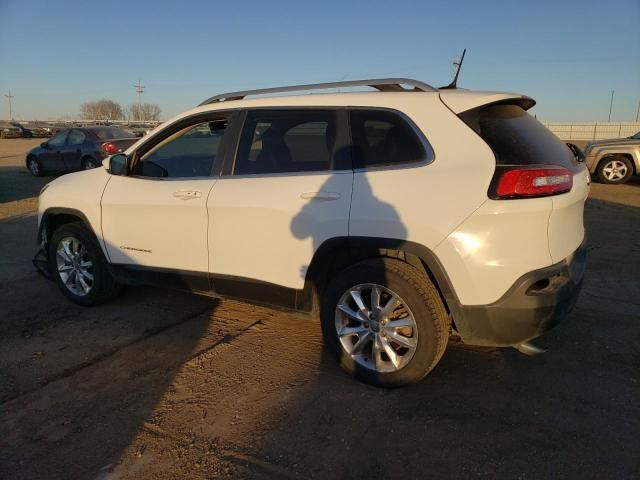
(4, 90, 14, 119)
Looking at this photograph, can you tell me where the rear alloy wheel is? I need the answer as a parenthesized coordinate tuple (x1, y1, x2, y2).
(82, 157, 99, 170)
(598, 156, 633, 184)
(335, 283, 419, 373)
(321, 258, 450, 387)
(48, 222, 120, 305)
(27, 157, 41, 176)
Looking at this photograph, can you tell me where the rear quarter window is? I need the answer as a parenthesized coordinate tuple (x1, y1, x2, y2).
(350, 109, 429, 168)
(460, 104, 580, 171)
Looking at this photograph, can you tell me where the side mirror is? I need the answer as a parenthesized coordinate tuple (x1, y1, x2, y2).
(40, 142, 48, 148)
(107, 153, 129, 176)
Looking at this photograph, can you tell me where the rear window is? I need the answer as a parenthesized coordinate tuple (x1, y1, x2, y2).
(460, 104, 578, 170)
(95, 127, 133, 140)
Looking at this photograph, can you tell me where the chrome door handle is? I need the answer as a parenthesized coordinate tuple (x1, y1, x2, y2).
(173, 190, 202, 200)
(300, 191, 341, 201)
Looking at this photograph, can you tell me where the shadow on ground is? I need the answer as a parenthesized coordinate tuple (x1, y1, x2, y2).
(0, 166, 53, 204)
(0, 194, 638, 478)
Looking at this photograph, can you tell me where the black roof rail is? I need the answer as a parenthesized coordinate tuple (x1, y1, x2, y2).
(198, 78, 437, 106)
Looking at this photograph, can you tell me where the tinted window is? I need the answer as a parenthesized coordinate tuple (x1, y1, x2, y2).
(67, 129, 86, 146)
(95, 127, 133, 140)
(235, 110, 337, 175)
(460, 104, 578, 170)
(351, 110, 427, 167)
(48, 130, 68, 147)
(135, 120, 227, 178)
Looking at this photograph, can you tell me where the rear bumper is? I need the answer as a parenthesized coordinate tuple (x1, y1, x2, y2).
(454, 239, 586, 347)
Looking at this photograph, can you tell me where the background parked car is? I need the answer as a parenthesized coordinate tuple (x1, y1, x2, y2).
(44, 122, 72, 135)
(127, 123, 156, 137)
(25, 122, 54, 137)
(583, 131, 640, 184)
(0, 121, 22, 138)
(10, 121, 33, 137)
(25, 126, 138, 176)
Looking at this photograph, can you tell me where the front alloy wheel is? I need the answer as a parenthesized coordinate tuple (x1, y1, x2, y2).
(336, 284, 418, 373)
(48, 222, 120, 305)
(27, 157, 41, 176)
(56, 236, 94, 296)
(598, 156, 633, 184)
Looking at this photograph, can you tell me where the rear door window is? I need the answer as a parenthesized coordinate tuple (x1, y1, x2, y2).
(67, 129, 86, 146)
(234, 110, 343, 175)
(460, 104, 579, 171)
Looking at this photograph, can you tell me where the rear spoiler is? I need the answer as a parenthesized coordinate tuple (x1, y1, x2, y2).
(439, 91, 536, 114)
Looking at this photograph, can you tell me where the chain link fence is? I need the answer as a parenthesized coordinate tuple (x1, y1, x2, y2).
(543, 122, 640, 141)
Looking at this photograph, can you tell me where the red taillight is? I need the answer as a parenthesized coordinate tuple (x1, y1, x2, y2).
(101, 142, 119, 155)
(495, 167, 573, 198)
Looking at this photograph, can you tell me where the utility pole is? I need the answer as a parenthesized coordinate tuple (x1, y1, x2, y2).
(608, 90, 614, 122)
(4, 90, 14, 119)
(132, 80, 145, 121)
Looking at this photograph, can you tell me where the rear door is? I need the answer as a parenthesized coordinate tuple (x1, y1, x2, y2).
(63, 129, 86, 171)
(207, 109, 353, 295)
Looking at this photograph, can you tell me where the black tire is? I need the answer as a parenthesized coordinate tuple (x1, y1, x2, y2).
(82, 157, 100, 170)
(48, 222, 120, 306)
(27, 156, 42, 177)
(597, 156, 634, 184)
(320, 258, 450, 387)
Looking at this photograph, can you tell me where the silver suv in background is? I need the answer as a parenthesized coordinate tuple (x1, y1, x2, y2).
(584, 131, 640, 184)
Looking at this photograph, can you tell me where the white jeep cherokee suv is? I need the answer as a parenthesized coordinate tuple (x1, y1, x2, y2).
(35, 79, 589, 386)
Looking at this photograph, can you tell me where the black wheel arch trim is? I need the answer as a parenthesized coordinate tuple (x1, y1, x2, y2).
(299, 236, 464, 321)
(38, 207, 95, 246)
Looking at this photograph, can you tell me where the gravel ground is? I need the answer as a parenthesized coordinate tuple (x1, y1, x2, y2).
(0, 138, 638, 479)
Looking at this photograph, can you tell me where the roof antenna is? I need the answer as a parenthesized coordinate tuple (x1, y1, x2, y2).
(440, 49, 466, 90)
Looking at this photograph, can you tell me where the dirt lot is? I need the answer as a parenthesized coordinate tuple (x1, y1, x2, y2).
(1, 138, 638, 479)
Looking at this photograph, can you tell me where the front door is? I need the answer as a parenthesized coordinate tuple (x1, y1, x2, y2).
(101, 116, 232, 290)
(40, 130, 67, 172)
(208, 109, 353, 295)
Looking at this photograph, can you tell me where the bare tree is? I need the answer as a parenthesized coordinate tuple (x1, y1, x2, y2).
(80, 99, 124, 121)
(127, 103, 162, 122)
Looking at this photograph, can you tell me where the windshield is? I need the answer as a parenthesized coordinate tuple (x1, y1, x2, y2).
(630, 131, 640, 140)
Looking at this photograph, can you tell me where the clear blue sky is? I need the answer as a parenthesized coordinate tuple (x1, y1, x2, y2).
(1, 0, 638, 121)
